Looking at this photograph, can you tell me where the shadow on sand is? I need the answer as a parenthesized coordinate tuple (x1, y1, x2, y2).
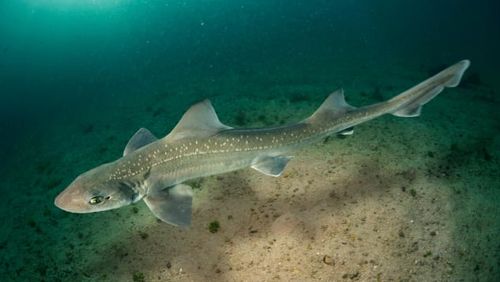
(80, 156, 401, 281)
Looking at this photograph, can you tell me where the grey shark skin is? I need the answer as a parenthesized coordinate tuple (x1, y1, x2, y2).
(55, 60, 470, 227)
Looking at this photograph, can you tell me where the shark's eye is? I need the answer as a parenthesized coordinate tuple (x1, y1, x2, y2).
(89, 196, 104, 205)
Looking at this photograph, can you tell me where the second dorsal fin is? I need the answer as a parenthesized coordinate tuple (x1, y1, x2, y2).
(305, 89, 356, 124)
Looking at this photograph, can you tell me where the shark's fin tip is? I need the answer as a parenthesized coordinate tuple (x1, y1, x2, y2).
(444, 59, 470, 87)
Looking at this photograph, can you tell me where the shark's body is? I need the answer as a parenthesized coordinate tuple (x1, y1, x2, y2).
(55, 60, 470, 227)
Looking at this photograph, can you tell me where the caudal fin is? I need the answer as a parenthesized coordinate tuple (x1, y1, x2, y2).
(391, 60, 470, 117)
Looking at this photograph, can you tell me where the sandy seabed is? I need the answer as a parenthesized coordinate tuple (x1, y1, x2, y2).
(0, 63, 498, 282)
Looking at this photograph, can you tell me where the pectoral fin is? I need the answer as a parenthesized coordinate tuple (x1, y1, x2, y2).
(143, 184, 193, 227)
(251, 155, 292, 177)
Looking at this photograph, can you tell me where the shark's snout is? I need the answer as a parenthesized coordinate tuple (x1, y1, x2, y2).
(54, 183, 90, 213)
(54, 189, 71, 211)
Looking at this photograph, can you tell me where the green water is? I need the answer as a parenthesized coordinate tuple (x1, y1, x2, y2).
(0, 1, 498, 281)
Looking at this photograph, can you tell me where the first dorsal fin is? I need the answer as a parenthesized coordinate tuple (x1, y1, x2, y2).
(165, 100, 232, 142)
(305, 89, 356, 124)
(123, 128, 158, 156)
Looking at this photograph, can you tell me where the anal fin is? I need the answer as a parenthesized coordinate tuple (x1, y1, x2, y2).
(338, 127, 354, 136)
(143, 184, 193, 227)
(251, 155, 292, 177)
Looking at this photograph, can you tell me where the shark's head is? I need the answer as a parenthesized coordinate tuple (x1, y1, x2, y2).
(54, 164, 141, 213)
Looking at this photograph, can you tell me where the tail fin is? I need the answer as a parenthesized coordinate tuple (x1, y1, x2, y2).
(391, 60, 470, 117)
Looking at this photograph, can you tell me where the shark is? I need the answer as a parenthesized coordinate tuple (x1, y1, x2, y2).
(55, 60, 470, 227)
